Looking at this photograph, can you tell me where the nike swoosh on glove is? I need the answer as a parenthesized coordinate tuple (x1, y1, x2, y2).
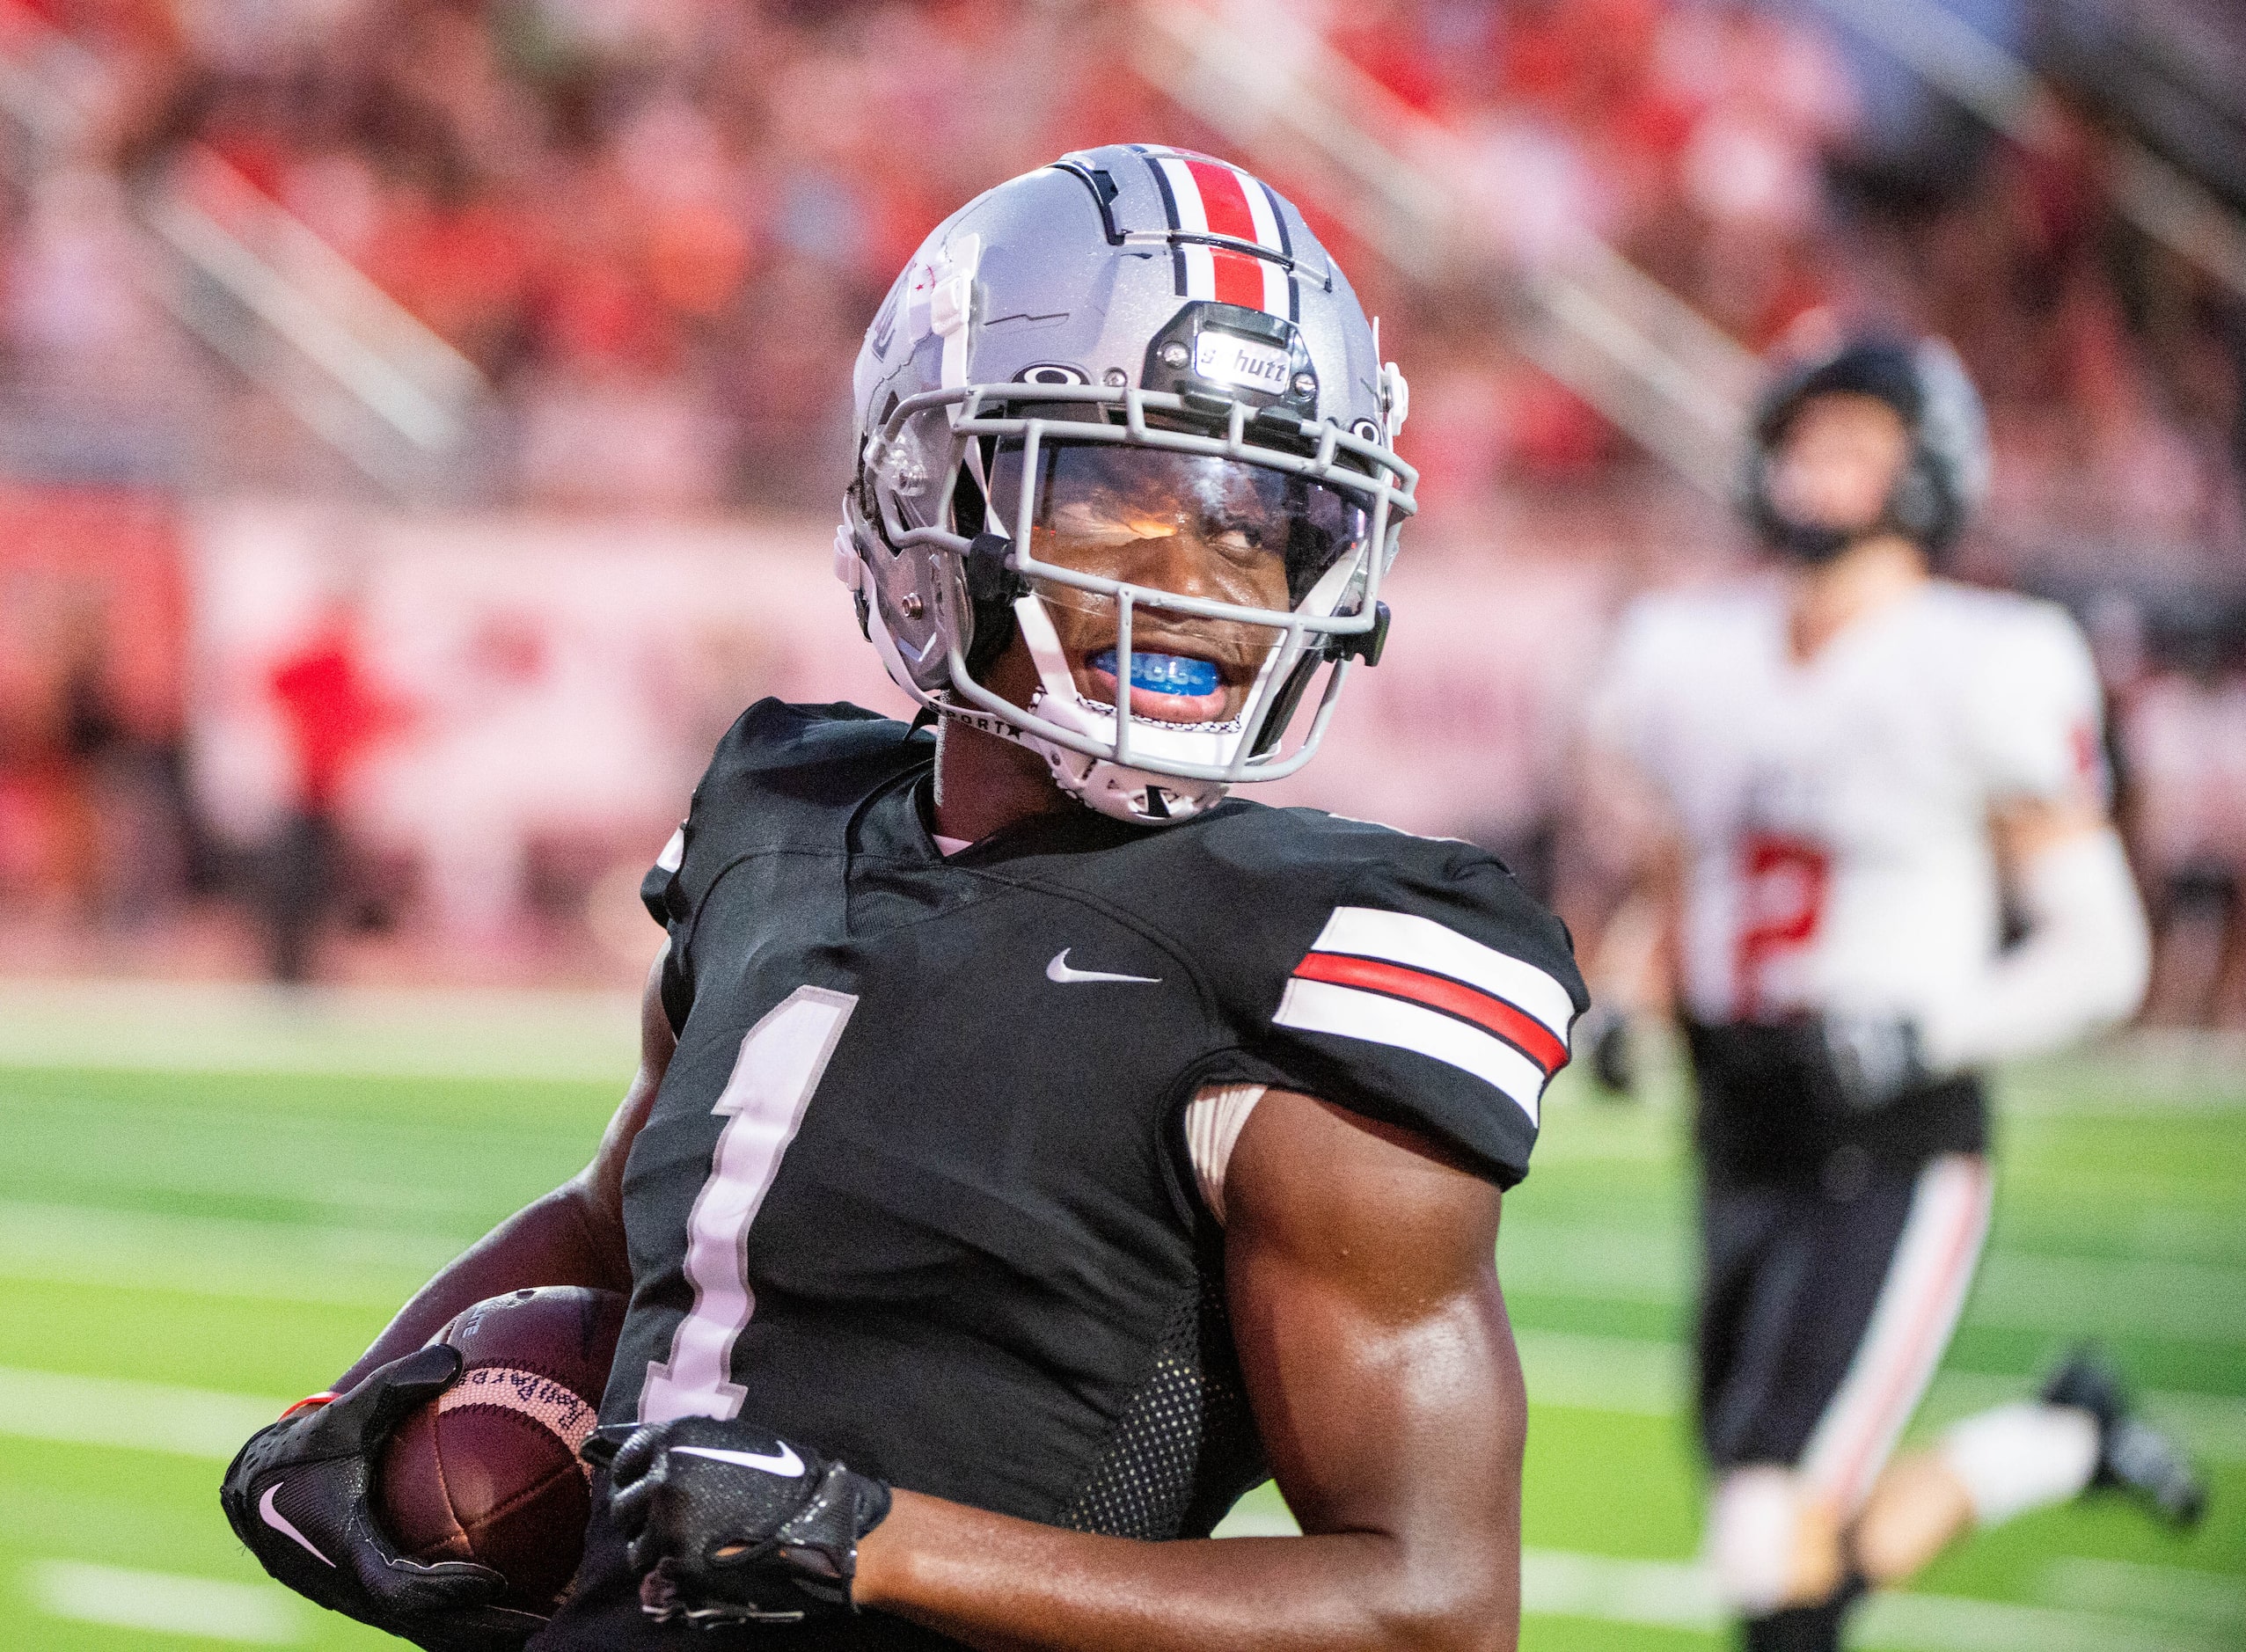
(220, 1344, 550, 1652)
(596, 1416, 893, 1626)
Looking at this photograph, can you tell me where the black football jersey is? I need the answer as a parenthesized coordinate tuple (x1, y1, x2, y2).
(531, 701, 1583, 1649)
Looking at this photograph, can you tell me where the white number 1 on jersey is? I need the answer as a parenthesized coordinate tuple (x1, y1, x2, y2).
(639, 985, 858, 1423)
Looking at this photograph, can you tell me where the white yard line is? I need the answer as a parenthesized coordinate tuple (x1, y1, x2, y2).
(0, 1367, 287, 1459)
(1498, 1224, 2246, 1346)
(2022, 1032, 2246, 1113)
(0, 977, 639, 1083)
(2035, 1556, 2246, 1631)
(1855, 1585, 2226, 1652)
(27, 1560, 304, 1642)
(0, 1198, 460, 1307)
(7, 1188, 2234, 1345)
(1963, 1250, 2246, 1344)
(1510, 1329, 2246, 1461)
(1514, 1326, 1680, 1415)
(1520, 1546, 1718, 1630)
(1196, 1537, 2232, 1652)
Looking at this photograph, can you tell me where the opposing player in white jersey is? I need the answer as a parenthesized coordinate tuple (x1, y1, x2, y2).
(1580, 334, 2203, 1651)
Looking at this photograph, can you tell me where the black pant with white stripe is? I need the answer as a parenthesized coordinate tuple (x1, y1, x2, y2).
(1697, 1157, 1992, 1484)
(1686, 1023, 1994, 1647)
(1687, 1020, 1993, 1487)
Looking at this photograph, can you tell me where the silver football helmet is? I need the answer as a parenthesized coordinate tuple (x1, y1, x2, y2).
(837, 143, 1415, 824)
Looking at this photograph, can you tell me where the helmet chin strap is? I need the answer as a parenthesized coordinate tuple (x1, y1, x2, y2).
(1777, 520, 1940, 571)
(1769, 516, 1861, 566)
(1767, 493, 1924, 567)
(977, 594, 1231, 825)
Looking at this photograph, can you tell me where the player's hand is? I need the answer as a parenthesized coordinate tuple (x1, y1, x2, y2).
(220, 1345, 547, 1652)
(596, 1416, 893, 1626)
(1815, 1014, 1929, 1112)
(1578, 1003, 1637, 1099)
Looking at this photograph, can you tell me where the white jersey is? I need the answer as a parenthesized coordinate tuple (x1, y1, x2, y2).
(1590, 578, 2104, 1027)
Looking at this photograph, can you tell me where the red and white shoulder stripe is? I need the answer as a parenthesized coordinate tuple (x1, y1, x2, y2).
(1273, 907, 1575, 1126)
(1137, 146, 1297, 322)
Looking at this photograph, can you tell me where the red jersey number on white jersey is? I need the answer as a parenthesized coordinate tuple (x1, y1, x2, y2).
(1735, 832, 1831, 1019)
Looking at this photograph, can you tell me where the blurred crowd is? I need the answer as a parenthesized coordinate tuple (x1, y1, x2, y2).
(2, 0, 1164, 507)
(0, 0, 2229, 532)
(0, 0, 2242, 1015)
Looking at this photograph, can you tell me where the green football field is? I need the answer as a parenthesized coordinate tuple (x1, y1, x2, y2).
(0, 983, 2238, 1648)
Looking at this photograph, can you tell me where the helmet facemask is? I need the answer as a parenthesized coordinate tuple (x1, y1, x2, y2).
(856, 382, 1414, 822)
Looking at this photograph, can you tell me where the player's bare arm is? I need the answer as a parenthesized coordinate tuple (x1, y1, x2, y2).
(331, 946, 675, 1391)
(834, 1089, 1523, 1652)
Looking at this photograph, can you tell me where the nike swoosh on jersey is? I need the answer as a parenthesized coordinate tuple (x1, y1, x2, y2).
(259, 1483, 335, 1568)
(1046, 949, 1163, 985)
(673, 1442, 807, 1478)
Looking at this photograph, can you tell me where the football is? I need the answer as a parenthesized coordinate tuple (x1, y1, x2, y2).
(374, 1286, 627, 1615)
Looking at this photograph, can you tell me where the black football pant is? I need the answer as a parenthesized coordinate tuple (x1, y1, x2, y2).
(1699, 1154, 1992, 1650)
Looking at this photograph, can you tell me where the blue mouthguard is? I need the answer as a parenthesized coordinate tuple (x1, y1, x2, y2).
(1089, 647, 1221, 698)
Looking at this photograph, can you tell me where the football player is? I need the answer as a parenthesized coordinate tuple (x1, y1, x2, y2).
(221, 145, 1586, 1651)
(1577, 334, 2205, 1651)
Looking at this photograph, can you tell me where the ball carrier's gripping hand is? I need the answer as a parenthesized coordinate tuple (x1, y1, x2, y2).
(219, 1345, 548, 1652)
(593, 1417, 892, 1626)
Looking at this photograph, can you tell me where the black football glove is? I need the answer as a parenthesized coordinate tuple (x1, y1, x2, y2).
(220, 1344, 548, 1652)
(1577, 1003, 1637, 1099)
(594, 1416, 892, 1627)
(1813, 1013, 1930, 1114)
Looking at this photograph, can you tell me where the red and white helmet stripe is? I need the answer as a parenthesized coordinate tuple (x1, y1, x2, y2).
(1139, 147, 1298, 321)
